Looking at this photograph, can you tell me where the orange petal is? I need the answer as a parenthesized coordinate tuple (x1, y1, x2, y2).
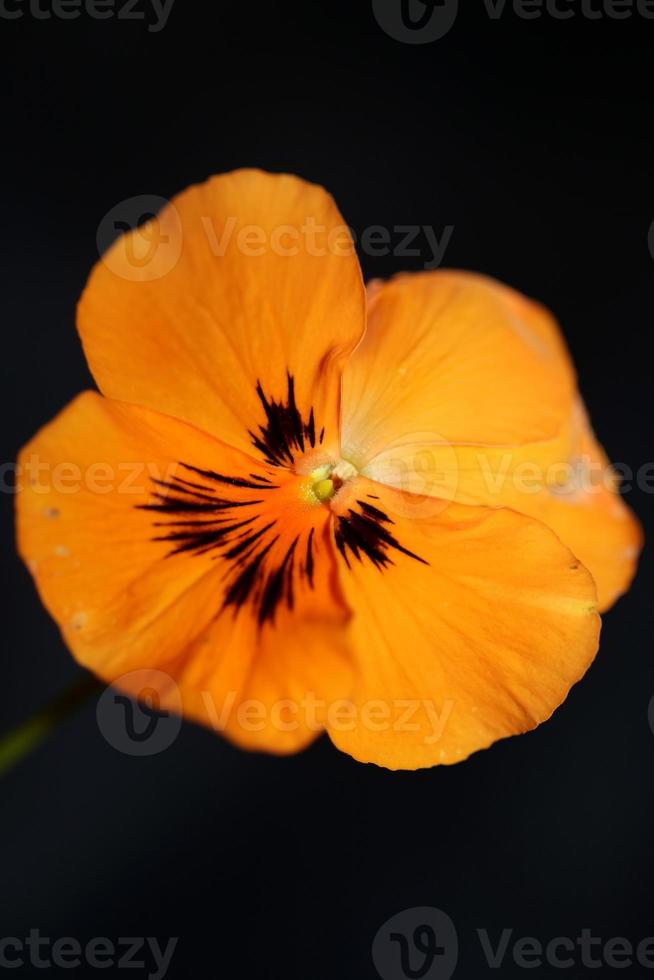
(342, 270, 576, 465)
(458, 399, 642, 612)
(344, 271, 640, 611)
(79, 170, 366, 460)
(16, 393, 352, 753)
(326, 479, 600, 770)
(358, 402, 641, 613)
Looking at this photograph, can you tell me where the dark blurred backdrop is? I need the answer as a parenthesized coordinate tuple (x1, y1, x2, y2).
(1, 3, 653, 978)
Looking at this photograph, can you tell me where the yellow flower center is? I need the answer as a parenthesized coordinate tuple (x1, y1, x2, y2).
(305, 460, 358, 505)
(313, 478, 335, 502)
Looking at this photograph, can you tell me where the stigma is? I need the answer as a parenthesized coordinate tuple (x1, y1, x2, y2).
(313, 477, 335, 502)
(304, 460, 359, 506)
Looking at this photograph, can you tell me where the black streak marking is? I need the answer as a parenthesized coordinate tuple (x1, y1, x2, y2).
(180, 462, 278, 490)
(358, 499, 391, 523)
(138, 495, 259, 514)
(140, 377, 419, 626)
(257, 537, 299, 625)
(140, 456, 317, 627)
(305, 527, 315, 589)
(249, 372, 320, 466)
(222, 537, 277, 613)
(335, 500, 428, 570)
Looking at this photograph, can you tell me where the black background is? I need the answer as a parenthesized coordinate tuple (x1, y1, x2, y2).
(1, 2, 653, 978)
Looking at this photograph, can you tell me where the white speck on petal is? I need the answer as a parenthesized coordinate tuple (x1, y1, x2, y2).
(70, 612, 88, 632)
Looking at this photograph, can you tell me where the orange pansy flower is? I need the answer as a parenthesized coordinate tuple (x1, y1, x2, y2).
(16, 170, 641, 770)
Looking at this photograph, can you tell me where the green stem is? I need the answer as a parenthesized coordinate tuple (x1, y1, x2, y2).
(0, 673, 103, 776)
